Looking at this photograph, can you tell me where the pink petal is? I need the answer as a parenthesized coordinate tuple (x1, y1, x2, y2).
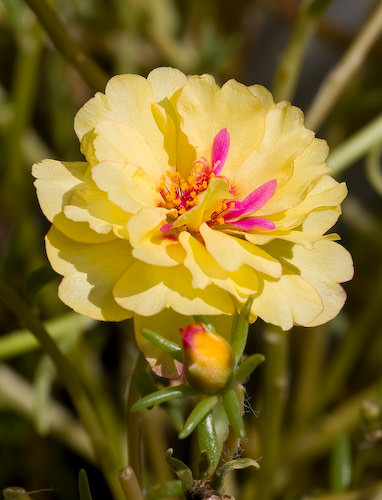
(212, 128, 230, 175)
(229, 218, 276, 230)
(160, 222, 174, 232)
(225, 179, 277, 220)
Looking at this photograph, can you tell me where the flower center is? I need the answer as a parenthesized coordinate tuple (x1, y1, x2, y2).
(157, 128, 277, 233)
(158, 158, 216, 216)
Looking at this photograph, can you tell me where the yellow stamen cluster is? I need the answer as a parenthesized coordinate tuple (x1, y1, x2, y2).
(158, 163, 216, 216)
(211, 201, 236, 226)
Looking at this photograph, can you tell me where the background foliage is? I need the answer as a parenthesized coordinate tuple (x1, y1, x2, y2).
(0, 0, 381, 499)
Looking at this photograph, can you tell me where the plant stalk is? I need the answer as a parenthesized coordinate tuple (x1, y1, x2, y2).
(0, 280, 124, 500)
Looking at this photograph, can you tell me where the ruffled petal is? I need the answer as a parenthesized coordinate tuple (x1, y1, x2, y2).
(251, 273, 324, 330)
(91, 160, 161, 214)
(127, 207, 185, 266)
(92, 119, 167, 182)
(46, 227, 134, 321)
(200, 223, 282, 278)
(285, 239, 354, 326)
(177, 75, 266, 176)
(113, 262, 235, 316)
(179, 231, 259, 300)
(74, 73, 170, 168)
(230, 105, 314, 201)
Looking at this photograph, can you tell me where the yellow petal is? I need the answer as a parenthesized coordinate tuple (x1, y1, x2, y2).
(46, 227, 134, 321)
(251, 273, 324, 330)
(176, 75, 265, 176)
(113, 262, 235, 316)
(74, 73, 170, 168)
(128, 208, 185, 266)
(147, 67, 187, 103)
(255, 138, 330, 216)
(179, 231, 259, 299)
(200, 223, 282, 278)
(92, 119, 167, 182)
(286, 239, 353, 326)
(33, 159, 116, 243)
(279, 176, 347, 229)
(91, 160, 160, 213)
(32, 160, 88, 222)
(248, 84, 275, 111)
(232, 105, 314, 200)
(64, 188, 130, 237)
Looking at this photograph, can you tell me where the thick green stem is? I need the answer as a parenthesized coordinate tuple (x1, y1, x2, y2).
(256, 329, 289, 500)
(22, 0, 108, 92)
(118, 467, 145, 500)
(328, 113, 382, 176)
(0, 280, 124, 500)
(305, 2, 382, 130)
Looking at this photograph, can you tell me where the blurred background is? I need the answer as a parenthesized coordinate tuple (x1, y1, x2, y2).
(0, 0, 381, 499)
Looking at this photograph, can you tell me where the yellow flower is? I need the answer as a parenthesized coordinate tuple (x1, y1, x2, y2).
(33, 67, 353, 334)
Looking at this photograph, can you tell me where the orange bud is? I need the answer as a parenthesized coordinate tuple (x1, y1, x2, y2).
(180, 323, 233, 394)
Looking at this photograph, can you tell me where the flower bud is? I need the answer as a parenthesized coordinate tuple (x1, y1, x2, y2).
(180, 323, 233, 394)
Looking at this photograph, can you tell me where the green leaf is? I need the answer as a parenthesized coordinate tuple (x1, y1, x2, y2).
(222, 387, 245, 439)
(330, 434, 352, 493)
(145, 480, 184, 500)
(234, 354, 265, 383)
(140, 328, 183, 362)
(165, 449, 193, 491)
(212, 458, 260, 490)
(179, 396, 219, 439)
(197, 412, 220, 475)
(231, 296, 254, 366)
(130, 385, 196, 412)
(78, 469, 93, 500)
(193, 315, 216, 332)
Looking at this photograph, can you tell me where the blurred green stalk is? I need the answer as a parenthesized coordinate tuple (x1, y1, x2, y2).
(305, 1, 382, 130)
(22, 0, 108, 92)
(273, 0, 330, 102)
(256, 329, 289, 500)
(0, 280, 125, 500)
(328, 113, 382, 176)
(0, 362, 93, 461)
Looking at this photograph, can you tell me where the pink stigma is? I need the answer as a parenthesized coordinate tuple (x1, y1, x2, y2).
(212, 128, 230, 176)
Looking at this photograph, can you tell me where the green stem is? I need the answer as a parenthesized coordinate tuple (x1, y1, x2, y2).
(301, 482, 382, 500)
(366, 143, 382, 195)
(328, 113, 382, 176)
(291, 326, 328, 428)
(0, 280, 124, 500)
(273, 0, 317, 102)
(305, 2, 382, 130)
(118, 467, 145, 500)
(0, 362, 93, 461)
(22, 0, 108, 92)
(282, 382, 378, 466)
(256, 329, 289, 500)
(315, 284, 382, 414)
